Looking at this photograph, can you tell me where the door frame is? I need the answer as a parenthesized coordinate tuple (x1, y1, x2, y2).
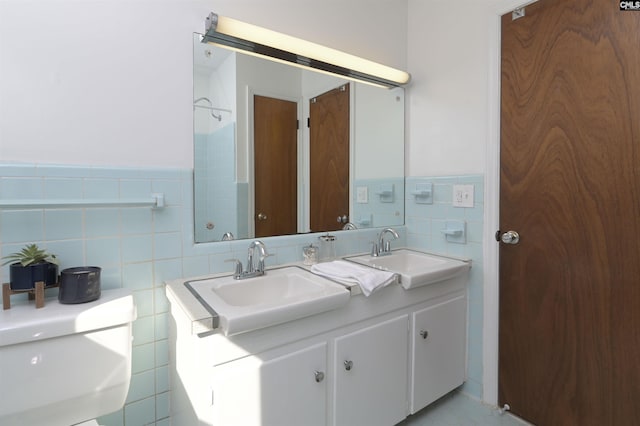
(247, 87, 304, 237)
(483, 0, 539, 407)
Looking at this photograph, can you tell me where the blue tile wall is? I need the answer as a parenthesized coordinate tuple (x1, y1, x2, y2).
(0, 162, 485, 420)
(405, 174, 484, 399)
(0, 162, 405, 426)
(0, 163, 185, 426)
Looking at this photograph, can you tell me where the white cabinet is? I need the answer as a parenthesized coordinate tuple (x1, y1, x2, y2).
(211, 342, 327, 426)
(333, 315, 409, 426)
(409, 295, 467, 414)
(169, 268, 470, 426)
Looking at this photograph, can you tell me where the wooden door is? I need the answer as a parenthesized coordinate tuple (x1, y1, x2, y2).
(254, 95, 298, 237)
(309, 84, 350, 232)
(499, 1, 640, 425)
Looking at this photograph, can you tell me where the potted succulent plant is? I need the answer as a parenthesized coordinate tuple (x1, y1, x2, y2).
(2, 244, 59, 290)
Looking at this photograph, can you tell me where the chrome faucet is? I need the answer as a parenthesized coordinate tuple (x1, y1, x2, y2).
(342, 222, 357, 230)
(247, 240, 268, 274)
(372, 228, 399, 257)
(228, 240, 270, 279)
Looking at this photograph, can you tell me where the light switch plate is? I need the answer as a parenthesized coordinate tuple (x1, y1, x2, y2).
(356, 186, 368, 203)
(452, 184, 474, 208)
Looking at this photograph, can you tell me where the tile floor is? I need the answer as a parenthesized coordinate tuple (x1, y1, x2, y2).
(398, 391, 531, 426)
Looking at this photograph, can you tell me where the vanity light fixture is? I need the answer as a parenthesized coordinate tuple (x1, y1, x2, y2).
(203, 12, 411, 88)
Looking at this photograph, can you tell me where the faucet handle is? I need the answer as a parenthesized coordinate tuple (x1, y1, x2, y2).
(370, 241, 379, 257)
(225, 259, 243, 276)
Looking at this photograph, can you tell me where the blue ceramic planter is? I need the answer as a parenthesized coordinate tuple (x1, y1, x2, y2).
(9, 262, 59, 290)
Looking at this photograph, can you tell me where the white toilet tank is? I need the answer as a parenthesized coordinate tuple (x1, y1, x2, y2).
(0, 288, 137, 426)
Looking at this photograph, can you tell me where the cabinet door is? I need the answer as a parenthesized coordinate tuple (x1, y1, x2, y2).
(212, 342, 327, 426)
(410, 295, 466, 413)
(333, 315, 409, 426)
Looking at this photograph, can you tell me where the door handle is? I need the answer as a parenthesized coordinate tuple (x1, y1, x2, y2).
(257, 213, 268, 220)
(336, 215, 348, 223)
(500, 230, 520, 245)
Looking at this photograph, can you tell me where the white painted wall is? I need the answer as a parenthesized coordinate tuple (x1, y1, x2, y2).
(0, 0, 407, 168)
(406, 0, 492, 176)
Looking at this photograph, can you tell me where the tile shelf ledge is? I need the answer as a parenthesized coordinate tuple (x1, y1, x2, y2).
(0, 193, 164, 210)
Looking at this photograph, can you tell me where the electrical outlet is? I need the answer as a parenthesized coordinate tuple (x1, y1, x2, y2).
(356, 186, 368, 203)
(452, 184, 474, 208)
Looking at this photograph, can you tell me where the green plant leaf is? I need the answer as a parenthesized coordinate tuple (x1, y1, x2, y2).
(1, 243, 59, 266)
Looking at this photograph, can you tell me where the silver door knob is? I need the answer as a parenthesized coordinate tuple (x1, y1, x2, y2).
(500, 230, 520, 245)
(336, 215, 348, 223)
(314, 370, 325, 383)
(257, 213, 268, 220)
(344, 360, 353, 371)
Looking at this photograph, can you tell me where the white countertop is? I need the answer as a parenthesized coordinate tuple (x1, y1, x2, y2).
(165, 249, 471, 336)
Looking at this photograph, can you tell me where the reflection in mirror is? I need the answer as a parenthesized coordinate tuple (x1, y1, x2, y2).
(193, 34, 405, 243)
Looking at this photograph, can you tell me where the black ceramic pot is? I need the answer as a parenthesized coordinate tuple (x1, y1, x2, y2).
(58, 266, 101, 304)
(9, 262, 59, 290)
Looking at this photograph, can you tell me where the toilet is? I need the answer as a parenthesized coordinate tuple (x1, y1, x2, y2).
(0, 288, 137, 426)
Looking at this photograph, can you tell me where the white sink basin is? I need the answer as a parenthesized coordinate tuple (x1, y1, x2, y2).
(185, 266, 350, 335)
(345, 249, 470, 290)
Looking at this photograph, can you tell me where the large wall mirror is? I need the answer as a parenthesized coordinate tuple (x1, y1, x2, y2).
(193, 33, 405, 243)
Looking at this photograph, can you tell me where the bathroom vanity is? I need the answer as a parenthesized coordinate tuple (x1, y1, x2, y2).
(166, 252, 469, 426)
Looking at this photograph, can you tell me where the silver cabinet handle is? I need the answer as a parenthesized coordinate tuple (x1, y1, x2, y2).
(344, 360, 353, 371)
(419, 330, 429, 339)
(500, 230, 520, 245)
(314, 370, 325, 383)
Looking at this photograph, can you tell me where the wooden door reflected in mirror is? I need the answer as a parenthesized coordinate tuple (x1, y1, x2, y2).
(254, 95, 298, 237)
(310, 84, 350, 232)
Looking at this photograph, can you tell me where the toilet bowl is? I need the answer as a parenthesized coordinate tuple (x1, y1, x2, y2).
(0, 288, 137, 426)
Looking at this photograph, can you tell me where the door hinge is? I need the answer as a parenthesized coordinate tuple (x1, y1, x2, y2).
(307, 117, 310, 128)
(296, 119, 299, 130)
(512, 7, 525, 20)
(495, 230, 501, 242)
